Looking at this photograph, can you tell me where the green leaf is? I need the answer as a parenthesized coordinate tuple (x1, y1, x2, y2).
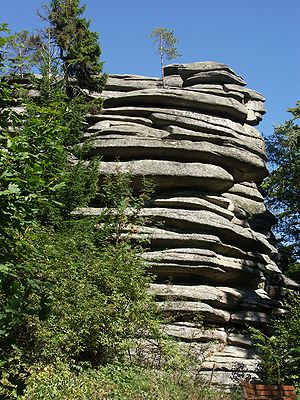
(7, 183, 20, 194)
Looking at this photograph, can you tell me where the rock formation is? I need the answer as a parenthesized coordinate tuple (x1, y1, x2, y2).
(76, 61, 293, 385)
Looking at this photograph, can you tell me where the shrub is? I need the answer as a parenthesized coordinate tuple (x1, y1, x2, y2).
(250, 294, 300, 385)
(19, 362, 239, 400)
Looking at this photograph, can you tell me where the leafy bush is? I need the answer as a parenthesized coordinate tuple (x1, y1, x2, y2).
(25, 221, 159, 366)
(250, 294, 300, 385)
(19, 362, 239, 400)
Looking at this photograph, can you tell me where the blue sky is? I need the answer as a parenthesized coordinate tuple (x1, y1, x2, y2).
(1, 0, 299, 137)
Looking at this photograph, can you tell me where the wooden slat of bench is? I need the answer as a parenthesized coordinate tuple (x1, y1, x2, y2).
(241, 380, 297, 400)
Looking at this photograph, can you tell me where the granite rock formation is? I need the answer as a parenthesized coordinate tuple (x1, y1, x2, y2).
(76, 61, 293, 385)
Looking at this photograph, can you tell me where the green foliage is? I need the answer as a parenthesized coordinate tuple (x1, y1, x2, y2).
(96, 172, 155, 246)
(0, 183, 159, 398)
(18, 362, 238, 400)
(0, 32, 103, 398)
(0, 23, 11, 69)
(3, 30, 41, 76)
(250, 294, 300, 385)
(263, 102, 300, 272)
(48, 0, 105, 92)
(150, 27, 181, 81)
(0, 16, 166, 400)
(0, 56, 158, 395)
(27, 223, 158, 365)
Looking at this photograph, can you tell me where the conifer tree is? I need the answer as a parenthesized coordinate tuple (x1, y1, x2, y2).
(48, 0, 105, 92)
(5, 30, 41, 76)
(150, 27, 181, 86)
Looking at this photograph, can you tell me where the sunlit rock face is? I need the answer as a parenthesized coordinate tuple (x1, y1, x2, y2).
(79, 61, 290, 385)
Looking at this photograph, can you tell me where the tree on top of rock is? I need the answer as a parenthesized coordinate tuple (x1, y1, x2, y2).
(48, 0, 105, 93)
(150, 27, 181, 86)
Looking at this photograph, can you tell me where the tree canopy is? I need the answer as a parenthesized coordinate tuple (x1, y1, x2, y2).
(150, 27, 181, 84)
(47, 0, 105, 92)
(263, 102, 300, 278)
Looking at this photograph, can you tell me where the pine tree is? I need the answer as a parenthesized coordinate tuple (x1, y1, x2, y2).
(5, 30, 41, 76)
(150, 27, 181, 86)
(48, 0, 105, 92)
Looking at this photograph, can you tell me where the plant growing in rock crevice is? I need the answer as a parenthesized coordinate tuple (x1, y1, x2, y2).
(150, 27, 181, 86)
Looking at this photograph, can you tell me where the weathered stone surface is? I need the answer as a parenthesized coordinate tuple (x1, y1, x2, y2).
(131, 226, 264, 259)
(183, 84, 245, 102)
(210, 345, 260, 359)
(224, 84, 265, 102)
(230, 310, 270, 325)
(105, 74, 162, 91)
(103, 106, 264, 140)
(151, 195, 237, 221)
(164, 75, 183, 87)
(78, 204, 275, 257)
(182, 70, 246, 87)
(157, 301, 231, 323)
(162, 323, 227, 342)
(227, 182, 264, 202)
(86, 122, 167, 138)
(177, 61, 239, 80)
(227, 333, 255, 348)
(156, 122, 266, 157)
(75, 62, 285, 386)
(199, 370, 258, 386)
(89, 136, 267, 182)
(149, 284, 235, 305)
(201, 358, 258, 372)
(136, 208, 276, 254)
(97, 160, 234, 191)
(143, 249, 265, 284)
(148, 284, 280, 311)
(222, 193, 266, 215)
(87, 114, 153, 128)
(104, 89, 248, 122)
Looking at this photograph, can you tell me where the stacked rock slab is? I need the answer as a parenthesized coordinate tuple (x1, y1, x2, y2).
(80, 61, 285, 385)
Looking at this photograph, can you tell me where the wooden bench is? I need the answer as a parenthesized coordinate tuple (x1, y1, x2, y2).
(241, 380, 297, 400)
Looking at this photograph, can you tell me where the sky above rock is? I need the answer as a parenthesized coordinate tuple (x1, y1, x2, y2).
(1, 0, 299, 138)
